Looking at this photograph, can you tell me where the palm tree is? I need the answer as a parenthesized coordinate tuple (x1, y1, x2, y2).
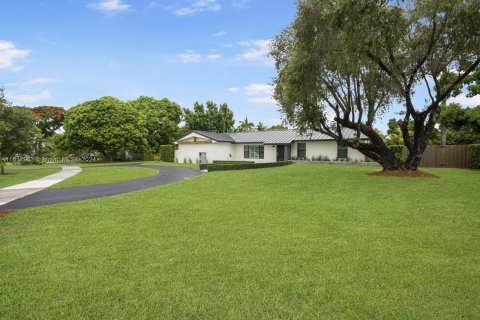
(256, 122, 268, 131)
(237, 117, 255, 132)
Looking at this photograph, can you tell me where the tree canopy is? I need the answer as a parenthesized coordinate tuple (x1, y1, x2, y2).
(63, 96, 148, 161)
(439, 104, 480, 144)
(0, 89, 37, 174)
(183, 101, 235, 133)
(128, 96, 182, 152)
(270, 0, 480, 171)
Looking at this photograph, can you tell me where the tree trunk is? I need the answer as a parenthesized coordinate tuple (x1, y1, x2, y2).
(1, 164, 5, 175)
(440, 125, 447, 146)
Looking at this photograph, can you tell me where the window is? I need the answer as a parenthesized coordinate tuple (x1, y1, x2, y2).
(337, 144, 348, 159)
(297, 143, 306, 159)
(244, 145, 264, 159)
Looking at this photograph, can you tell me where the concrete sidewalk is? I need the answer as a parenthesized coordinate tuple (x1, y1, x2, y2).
(0, 164, 82, 207)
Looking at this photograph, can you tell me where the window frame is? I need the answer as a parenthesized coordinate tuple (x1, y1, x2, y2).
(244, 145, 264, 159)
(297, 142, 306, 159)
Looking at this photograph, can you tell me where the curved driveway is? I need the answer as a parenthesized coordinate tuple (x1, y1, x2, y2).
(0, 164, 202, 210)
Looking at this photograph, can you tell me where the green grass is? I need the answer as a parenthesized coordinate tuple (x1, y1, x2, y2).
(0, 165, 479, 319)
(49, 165, 159, 189)
(5, 163, 62, 169)
(0, 168, 60, 189)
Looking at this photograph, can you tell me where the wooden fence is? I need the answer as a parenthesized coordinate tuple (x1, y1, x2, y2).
(402, 145, 468, 168)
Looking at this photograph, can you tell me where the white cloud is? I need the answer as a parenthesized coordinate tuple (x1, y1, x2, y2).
(207, 54, 222, 60)
(248, 96, 276, 104)
(8, 90, 51, 105)
(0, 40, 30, 70)
(243, 83, 275, 104)
(236, 39, 271, 62)
(173, 0, 221, 16)
(245, 83, 273, 96)
(447, 94, 480, 107)
(232, 0, 251, 8)
(176, 50, 202, 63)
(88, 0, 132, 14)
(228, 87, 240, 92)
(7, 77, 56, 87)
(214, 31, 227, 37)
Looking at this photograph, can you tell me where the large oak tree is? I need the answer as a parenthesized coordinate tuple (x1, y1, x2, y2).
(64, 96, 148, 161)
(270, 0, 480, 171)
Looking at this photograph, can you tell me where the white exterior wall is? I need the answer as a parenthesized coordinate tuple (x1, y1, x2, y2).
(291, 141, 366, 161)
(231, 144, 277, 163)
(175, 142, 235, 163)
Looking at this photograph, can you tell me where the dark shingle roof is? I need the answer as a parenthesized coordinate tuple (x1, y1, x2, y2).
(190, 130, 236, 143)
(182, 129, 367, 144)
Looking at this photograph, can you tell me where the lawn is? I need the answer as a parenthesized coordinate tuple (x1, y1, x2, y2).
(49, 165, 159, 189)
(0, 167, 60, 189)
(0, 164, 479, 319)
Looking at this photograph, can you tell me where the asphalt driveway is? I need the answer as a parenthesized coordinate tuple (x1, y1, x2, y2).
(0, 164, 202, 210)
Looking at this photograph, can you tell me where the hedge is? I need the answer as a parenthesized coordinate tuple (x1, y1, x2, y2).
(200, 161, 292, 172)
(467, 144, 480, 169)
(159, 145, 175, 163)
(212, 160, 255, 164)
(388, 145, 404, 162)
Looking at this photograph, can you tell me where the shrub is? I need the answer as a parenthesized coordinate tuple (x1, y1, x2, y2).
(159, 145, 175, 162)
(388, 145, 404, 162)
(467, 144, 480, 169)
(212, 161, 255, 164)
(200, 161, 292, 172)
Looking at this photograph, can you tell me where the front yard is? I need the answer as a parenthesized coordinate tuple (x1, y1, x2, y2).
(0, 164, 478, 319)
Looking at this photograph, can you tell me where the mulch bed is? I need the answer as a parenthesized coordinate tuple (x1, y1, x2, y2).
(368, 170, 439, 178)
(0, 209, 16, 217)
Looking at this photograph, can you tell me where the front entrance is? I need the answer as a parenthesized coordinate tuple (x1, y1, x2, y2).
(277, 145, 285, 161)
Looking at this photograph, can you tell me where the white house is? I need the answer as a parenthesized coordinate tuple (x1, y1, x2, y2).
(174, 129, 368, 164)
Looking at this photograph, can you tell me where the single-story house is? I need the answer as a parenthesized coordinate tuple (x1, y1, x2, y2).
(174, 129, 369, 164)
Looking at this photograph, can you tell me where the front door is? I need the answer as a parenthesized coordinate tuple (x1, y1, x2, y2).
(277, 145, 285, 161)
(199, 152, 207, 164)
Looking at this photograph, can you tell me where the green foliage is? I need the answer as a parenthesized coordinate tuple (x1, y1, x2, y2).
(237, 117, 255, 132)
(0, 89, 37, 174)
(388, 145, 404, 163)
(268, 124, 288, 131)
(128, 96, 182, 152)
(200, 161, 292, 171)
(159, 145, 175, 163)
(183, 101, 235, 133)
(270, 0, 480, 170)
(467, 144, 480, 169)
(255, 122, 268, 131)
(30, 106, 65, 138)
(386, 119, 440, 146)
(63, 96, 148, 161)
(212, 161, 255, 164)
(440, 104, 480, 144)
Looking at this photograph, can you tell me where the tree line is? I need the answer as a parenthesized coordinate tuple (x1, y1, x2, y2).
(0, 89, 288, 166)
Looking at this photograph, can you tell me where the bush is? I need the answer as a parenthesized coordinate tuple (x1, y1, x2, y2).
(467, 144, 480, 169)
(159, 145, 175, 162)
(200, 161, 292, 172)
(388, 145, 404, 162)
(212, 161, 255, 164)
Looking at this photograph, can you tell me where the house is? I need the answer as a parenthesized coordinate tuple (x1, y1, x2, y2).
(174, 129, 369, 164)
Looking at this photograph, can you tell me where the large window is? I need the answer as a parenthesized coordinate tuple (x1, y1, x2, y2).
(337, 144, 348, 159)
(244, 145, 264, 159)
(297, 143, 306, 159)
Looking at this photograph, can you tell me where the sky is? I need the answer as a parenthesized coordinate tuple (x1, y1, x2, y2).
(1, 0, 478, 133)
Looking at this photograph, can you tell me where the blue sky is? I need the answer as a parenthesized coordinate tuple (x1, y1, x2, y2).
(1, 0, 478, 132)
